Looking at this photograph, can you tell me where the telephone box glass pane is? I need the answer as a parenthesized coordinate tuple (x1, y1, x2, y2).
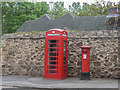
(48, 40, 59, 74)
(50, 48, 56, 52)
(49, 61, 58, 65)
(64, 57, 66, 60)
(63, 40, 67, 74)
(64, 53, 66, 56)
(50, 44, 57, 47)
(50, 57, 56, 60)
(50, 53, 56, 56)
(48, 66, 58, 69)
(48, 70, 58, 74)
(50, 40, 57, 43)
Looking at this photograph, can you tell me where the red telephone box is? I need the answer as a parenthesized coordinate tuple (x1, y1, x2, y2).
(44, 29, 68, 80)
(80, 46, 92, 80)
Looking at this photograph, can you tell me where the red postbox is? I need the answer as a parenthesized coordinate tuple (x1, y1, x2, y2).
(44, 29, 68, 80)
(80, 46, 92, 80)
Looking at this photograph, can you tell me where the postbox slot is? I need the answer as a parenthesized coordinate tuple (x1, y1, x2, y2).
(83, 51, 87, 53)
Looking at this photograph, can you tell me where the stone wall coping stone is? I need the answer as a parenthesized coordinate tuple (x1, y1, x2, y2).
(1, 33, 45, 39)
(68, 36, 119, 39)
(1, 33, 119, 39)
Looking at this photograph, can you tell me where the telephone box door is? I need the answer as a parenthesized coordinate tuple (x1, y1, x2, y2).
(48, 39, 59, 74)
(45, 38, 59, 78)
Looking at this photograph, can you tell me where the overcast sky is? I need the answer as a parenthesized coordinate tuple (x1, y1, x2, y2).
(34, 0, 119, 9)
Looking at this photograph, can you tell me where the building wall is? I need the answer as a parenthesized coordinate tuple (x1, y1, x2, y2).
(1, 30, 120, 78)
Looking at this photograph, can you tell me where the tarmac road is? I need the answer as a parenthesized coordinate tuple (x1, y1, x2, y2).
(1, 75, 120, 90)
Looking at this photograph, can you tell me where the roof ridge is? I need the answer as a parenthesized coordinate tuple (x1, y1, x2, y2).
(33, 14, 52, 21)
(56, 12, 75, 19)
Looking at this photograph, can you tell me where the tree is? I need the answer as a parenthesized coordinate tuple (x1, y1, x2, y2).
(69, 2, 81, 16)
(33, 2, 49, 17)
(2, 2, 50, 34)
(50, 2, 67, 18)
(2, 2, 18, 34)
(79, 3, 89, 16)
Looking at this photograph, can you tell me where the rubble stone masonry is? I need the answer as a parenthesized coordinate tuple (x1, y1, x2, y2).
(1, 30, 120, 79)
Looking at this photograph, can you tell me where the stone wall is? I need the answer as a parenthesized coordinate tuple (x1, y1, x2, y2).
(2, 33, 45, 76)
(1, 30, 120, 79)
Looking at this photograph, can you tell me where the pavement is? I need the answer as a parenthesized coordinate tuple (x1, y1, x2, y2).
(1, 75, 120, 90)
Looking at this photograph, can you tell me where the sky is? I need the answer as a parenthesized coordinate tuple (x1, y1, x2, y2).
(33, 0, 119, 9)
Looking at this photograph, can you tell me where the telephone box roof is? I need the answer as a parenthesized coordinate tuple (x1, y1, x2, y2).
(49, 29, 64, 32)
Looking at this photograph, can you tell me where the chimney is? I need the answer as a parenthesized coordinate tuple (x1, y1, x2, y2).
(107, 5, 119, 15)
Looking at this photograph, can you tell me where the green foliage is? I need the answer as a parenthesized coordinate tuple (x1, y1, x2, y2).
(1, 1, 118, 35)
(2, 2, 49, 35)
(118, 2, 120, 14)
(69, 1, 117, 16)
(69, 2, 81, 16)
(50, 1, 68, 18)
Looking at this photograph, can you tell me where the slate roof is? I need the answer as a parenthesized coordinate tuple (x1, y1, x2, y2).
(74, 15, 110, 30)
(16, 13, 120, 32)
